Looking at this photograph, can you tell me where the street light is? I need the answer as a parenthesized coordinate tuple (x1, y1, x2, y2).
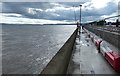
(80, 5, 82, 25)
(73, 5, 77, 23)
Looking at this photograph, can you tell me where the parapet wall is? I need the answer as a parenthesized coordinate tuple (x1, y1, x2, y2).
(84, 26, 120, 50)
(40, 28, 78, 74)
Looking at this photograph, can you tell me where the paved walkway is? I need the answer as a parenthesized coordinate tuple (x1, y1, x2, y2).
(67, 27, 118, 74)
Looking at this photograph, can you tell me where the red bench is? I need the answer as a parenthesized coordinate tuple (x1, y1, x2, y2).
(88, 34, 90, 38)
(105, 52, 120, 72)
(95, 40, 102, 52)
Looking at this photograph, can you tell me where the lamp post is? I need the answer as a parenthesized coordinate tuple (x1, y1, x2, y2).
(73, 5, 76, 23)
(80, 5, 82, 26)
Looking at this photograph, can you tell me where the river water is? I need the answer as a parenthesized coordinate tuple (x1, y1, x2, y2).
(2, 25, 76, 74)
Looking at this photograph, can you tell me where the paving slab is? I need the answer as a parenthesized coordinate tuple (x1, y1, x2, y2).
(67, 27, 119, 74)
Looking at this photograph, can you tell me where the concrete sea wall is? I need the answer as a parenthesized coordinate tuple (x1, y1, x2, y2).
(40, 28, 78, 74)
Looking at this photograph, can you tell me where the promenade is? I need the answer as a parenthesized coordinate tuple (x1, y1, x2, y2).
(67, 27, 119, 74)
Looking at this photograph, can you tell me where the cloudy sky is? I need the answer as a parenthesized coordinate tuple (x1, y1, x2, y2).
(0, 0, 120, 24)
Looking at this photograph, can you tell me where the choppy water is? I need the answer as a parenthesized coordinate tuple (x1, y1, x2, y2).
(2, 25, 76, 74)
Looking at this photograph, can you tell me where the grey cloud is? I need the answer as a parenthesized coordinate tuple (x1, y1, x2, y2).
(78, 1, 117, 22)
(2, 2, 57, 18)
(2, 1, 118, 23)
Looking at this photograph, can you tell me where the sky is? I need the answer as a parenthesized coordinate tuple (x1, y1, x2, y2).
(0, 0, 120, 24)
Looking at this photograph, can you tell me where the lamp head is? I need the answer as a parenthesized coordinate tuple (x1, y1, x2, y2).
(80, 5, 82, 7)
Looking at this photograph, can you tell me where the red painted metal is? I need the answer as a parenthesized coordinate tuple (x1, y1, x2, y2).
(105, 52, 120, 72)
(95, 40, 102, 53)
(88, 34, 90, 38)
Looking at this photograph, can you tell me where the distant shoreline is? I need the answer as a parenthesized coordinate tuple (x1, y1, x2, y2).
(1, 23, 76, 26)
